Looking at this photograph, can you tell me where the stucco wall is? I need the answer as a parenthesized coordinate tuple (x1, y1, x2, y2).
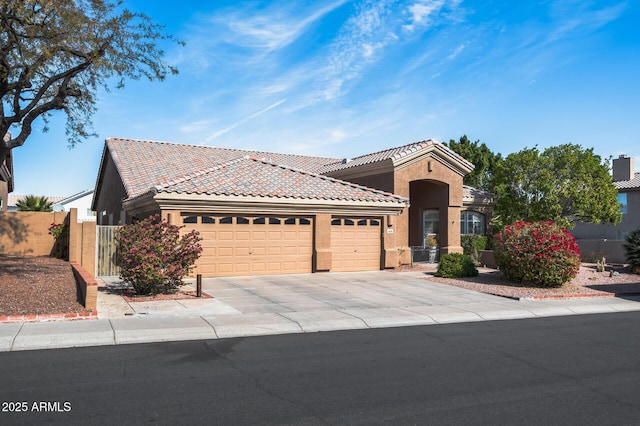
(0, 179, 7, 212)
(572, 189, 640, 240)
(0, 211, 68, 256)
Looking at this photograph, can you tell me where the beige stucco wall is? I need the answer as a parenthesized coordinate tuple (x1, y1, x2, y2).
(394, 156, 464, 256)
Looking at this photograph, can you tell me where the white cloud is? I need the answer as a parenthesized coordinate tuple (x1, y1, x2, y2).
(204, 99, 287, 143)
(446, 43, 466, 60)
(403, 0, 445, 32)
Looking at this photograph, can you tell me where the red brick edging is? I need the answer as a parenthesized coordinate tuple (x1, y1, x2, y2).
(0, 310, 98, 324)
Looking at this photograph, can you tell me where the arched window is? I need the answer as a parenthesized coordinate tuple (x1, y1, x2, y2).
(460, 211, 485, 235)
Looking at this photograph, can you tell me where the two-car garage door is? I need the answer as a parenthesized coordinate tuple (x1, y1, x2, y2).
(182, 213, 382, 276)
(183, 214, 313, 276)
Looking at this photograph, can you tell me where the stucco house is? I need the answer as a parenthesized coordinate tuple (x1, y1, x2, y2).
(92, 137, 489, 277)
(52, 189, 96, 222)
(572, 154, 640, 263)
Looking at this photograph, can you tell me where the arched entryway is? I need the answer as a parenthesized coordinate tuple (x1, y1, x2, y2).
(408, 180, 450, 249)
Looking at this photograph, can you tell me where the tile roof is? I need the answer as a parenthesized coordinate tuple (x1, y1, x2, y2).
(141, 157, 408, 204)
(106, 138, 340, 199)
(615, 172, 640, 190)
(316, 139, 473, 174)
(106, 138, 407, 204)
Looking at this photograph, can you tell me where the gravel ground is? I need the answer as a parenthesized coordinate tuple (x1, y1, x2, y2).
(406, 263, 640, 299)
(0, 255, 86, 316)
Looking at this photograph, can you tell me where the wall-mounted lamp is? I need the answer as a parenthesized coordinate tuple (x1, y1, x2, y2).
(427, 161, 433, 172)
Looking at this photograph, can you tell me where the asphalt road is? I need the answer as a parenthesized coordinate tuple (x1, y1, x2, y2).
(2, 311, 640, 425)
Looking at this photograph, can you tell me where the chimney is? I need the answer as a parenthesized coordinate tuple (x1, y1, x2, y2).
(613, 154, 635, 182)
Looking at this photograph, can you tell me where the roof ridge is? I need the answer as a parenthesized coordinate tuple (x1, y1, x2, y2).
(154, 157, 248, 191)
(345, 139, 438, 161)
(251, 157, 409, 202)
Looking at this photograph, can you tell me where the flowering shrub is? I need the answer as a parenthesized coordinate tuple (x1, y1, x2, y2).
(435, 253, 478, 278)
(115, 215, 203, 295)
(48, 223, 68, 259)
(494, 221, 580, 287)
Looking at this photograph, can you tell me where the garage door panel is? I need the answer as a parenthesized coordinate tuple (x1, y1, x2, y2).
(184, 215, 312, 277)
(331, 217, 381, 272)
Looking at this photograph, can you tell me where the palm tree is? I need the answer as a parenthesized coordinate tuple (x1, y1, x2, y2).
(16, 195, 53, 212)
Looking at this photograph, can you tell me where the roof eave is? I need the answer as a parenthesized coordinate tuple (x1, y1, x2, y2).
(123, 191, 408, 218)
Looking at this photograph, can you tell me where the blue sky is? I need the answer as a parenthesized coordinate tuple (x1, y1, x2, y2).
(11, 0, 640, 196)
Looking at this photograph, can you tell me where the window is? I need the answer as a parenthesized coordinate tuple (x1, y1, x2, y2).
(357, 219, 368, 226)
(618, 193, 628, 215)
(299, 218, 311, 225)
(344, 219, 354, 226)
(182, 215, 197, 224)
(253, 217, 266, 224)
(237, 216, 250, 224)
(220, 217, 233, 224)
(423, 210, 439, 235)
(269, 217, 281, 225)
(370, 219, 380, 226)
(202, 216, 215, 224)
(284, 218, 296, 225)
(331, 218, 342, 225)
(460, 211, 485, 235)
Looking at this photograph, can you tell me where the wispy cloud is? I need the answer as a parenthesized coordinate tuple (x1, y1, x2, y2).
(224, 0, 349, 52)
(204, 99, 287, 143)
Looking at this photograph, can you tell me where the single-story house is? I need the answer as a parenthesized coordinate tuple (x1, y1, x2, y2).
(52, 189, 96, 222)
(92, 137, 489, 276)
(572, 154, 640, 263)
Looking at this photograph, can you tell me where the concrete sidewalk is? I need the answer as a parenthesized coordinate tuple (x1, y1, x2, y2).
(3, 270, 640, 352)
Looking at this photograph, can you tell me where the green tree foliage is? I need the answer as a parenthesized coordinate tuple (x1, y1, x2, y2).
(16, 194, 52, 211)
(0, 0, 183, 166)
(491, 144, 622, 229)
(445, 135, 502, 191)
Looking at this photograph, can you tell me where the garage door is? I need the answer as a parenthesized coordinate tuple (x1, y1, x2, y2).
(331, 217, 382, 272)
(182, 214, 313, 277)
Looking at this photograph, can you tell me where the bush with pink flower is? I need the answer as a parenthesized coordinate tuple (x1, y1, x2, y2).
(115, 215, 203, 295)
(494, 221, 581, 287)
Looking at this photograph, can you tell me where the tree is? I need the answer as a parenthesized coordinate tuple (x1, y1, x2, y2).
(491, 144, 622, 229)
(0, 0, 183, 166)
(16, 194, 52, 211)
(445, 135, 502, 191)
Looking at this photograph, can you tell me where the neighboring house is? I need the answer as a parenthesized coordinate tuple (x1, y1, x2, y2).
(92, 137, 487, 277)
(572, 154, 640, 263)
(0, 133, 13, 212)
(52, 189, 96, 222)
(6, 194, 66, 212)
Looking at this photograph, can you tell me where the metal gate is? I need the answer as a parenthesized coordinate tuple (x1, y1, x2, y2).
(96, 226, 121, 277)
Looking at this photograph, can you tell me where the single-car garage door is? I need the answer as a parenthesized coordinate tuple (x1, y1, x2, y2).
(182, 214, 313, 276)
(331, 217, 382, 272)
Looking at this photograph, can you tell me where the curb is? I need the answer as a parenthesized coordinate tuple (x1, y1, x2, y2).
(0, 310, 98, 324)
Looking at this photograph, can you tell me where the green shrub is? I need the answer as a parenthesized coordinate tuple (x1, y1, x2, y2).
(461, 235, 488, 265)
(624, 229, 640, 271)
(48, 222, 69, 259)
(494, 221, 580, 287)
(436, 253, 478, 278)
(115, 215, 203, 295)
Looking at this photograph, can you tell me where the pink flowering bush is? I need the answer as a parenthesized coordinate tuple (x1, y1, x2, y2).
(115, 215, 203, 295)
(494, 221, 581, 287)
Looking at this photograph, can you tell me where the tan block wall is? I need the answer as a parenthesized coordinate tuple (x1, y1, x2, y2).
(0, 211, 68, 256)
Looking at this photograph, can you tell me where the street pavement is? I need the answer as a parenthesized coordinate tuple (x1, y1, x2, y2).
(2, 269, 640, 352)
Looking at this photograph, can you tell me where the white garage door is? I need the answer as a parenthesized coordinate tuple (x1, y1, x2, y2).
(182, 214, 313, 277)
(331, 217, 382, 272)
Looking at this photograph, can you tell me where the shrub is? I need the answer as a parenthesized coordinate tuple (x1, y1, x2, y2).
(461, 235, 488, 265)
(494, 221, 580, 287)
(435, 253, 478, 278)
(48, 222, 68, 259)
(115, 215, 203, 295)
(624, 229, 640, 272)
